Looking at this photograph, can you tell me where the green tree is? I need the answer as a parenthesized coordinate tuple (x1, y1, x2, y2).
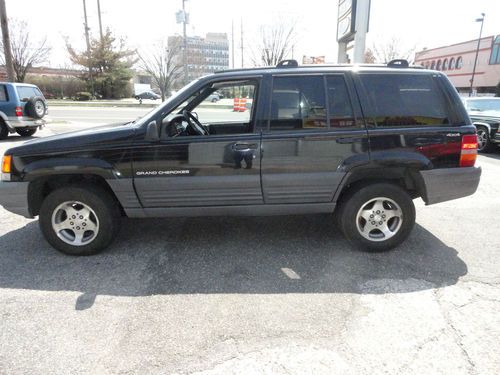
(66, 30, 136, 99)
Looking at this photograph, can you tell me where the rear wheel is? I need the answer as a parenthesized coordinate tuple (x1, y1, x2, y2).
(16, 128, 37, 137)
(39, 186, 120, 256)
(337, 183, 416, 251)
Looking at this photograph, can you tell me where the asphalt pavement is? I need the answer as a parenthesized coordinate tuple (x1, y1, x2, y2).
(0, 124, 499, 374)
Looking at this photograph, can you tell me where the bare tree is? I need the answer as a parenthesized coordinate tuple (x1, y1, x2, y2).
(137, 40, 183, 101)
(251, 20, 298, 67)
(0, 19, 51, 82)
(371, 37, 415, 64)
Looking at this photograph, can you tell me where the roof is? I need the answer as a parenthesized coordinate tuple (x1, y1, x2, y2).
(0, 82, 38, 87)
(212, 63, 426, 78)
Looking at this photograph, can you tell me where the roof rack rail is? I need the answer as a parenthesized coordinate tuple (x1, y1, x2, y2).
(387, 59, 409, 68)
(277, 59, 298, 68)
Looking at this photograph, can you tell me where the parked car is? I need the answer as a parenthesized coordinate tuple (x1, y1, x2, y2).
(462, 97, 500, 152)
(0, 82, 48, 140)
(134, 91, 160, 101)
(0, 59, 481, 255)
(205, 92, 222, 102)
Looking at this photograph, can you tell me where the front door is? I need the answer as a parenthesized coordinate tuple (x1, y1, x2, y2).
(261, 74, 369, 204)
(133, 79, 263, 208)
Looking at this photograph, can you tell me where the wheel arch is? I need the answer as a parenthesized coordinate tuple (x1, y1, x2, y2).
(28, 174, 124, 217)
(334, 166, 426, 205)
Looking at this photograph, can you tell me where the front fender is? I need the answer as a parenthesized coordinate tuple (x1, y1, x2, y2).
(17, 157, 118, 181)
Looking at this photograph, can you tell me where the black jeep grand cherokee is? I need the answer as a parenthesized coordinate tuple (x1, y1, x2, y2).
(0, 60, 481, 255)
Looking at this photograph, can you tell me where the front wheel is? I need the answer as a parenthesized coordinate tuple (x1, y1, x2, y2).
(16, 128, 37, 137)
(476, 127, 495, 153)
(39, 186, 121, 255)
(337, 183, 416, 251)
(0, 121, 8, 140)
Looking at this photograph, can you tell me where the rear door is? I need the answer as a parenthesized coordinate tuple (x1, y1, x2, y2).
(260, 73, 369, 204)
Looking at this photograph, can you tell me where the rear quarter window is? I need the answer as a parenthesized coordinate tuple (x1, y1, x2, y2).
(358, 73, 455, 127)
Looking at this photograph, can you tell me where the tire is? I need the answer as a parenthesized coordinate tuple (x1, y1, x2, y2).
(15, 127, 37, 137)
(476, 126, 495, 153)
(337, 183, 416, 252)
(39, 186, 121, 256)
(24, 96, 46, 119)
(0, 120, 8, 140)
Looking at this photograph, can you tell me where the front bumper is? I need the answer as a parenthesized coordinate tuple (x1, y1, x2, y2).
(493, 131, 500, 144)
(0, 181, 33, 218)
(6, 117, 45, 131)
(419, 166, 481, 205)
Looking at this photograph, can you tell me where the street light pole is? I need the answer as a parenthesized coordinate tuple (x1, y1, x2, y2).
(182, 0, 188, 84)
(469, 13, 485, 97)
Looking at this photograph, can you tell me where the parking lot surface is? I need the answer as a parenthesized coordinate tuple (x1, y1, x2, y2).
(0, 125, 499, 374)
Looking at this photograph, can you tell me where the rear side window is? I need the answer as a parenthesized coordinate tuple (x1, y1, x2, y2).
(0, 85, 7, 101)
(16, 86, 41, 100)
(270, 76, 327, 130)
(359, 74, 451, 126)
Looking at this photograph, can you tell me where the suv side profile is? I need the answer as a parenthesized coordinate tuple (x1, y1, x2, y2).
(0, 60, 481, 255)
(0, 82, 48, 140)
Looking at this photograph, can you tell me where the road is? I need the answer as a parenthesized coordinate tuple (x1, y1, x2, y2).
(0, 126, 499, 374)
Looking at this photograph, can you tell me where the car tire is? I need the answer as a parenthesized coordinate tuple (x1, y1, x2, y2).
(211, 98, 218, 103)
(39, 186, 121, 256)
(25, 96, 46, 119)
(0, 120, 8, 140)
(16, 128, 37, 137)
(337, 183, 416, 252)
(476, 126, 495, 153)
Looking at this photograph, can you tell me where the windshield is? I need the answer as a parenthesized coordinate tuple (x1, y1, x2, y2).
(466, 99, 500, 112)
(134, 79, 200, 125)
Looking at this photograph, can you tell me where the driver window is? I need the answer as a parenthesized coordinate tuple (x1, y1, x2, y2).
(161, 81, 257, 138)
(194, 82, 256, 126)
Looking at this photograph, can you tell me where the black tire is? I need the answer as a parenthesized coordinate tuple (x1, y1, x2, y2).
(337, 183, 416, 252)
(15, 127, 37, 137)
(39, 186, 121, 256)
(476, 126, 495, 153)
(24, 96, 46, 119)
(0, 120, 8, 140)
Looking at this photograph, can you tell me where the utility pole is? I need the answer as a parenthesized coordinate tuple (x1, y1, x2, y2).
(97, 0, 104, 43)
(240, 18, 244, 68)
(231, 19, 235, 69)
(82, 0, 94, 96)
(182, 0, 188, 84)
(470, 13, 485, 97)
(0, 0, 15, 82)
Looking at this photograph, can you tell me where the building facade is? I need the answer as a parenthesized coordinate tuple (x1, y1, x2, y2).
(168, 32, 229, 82)
(414, 35, 500, 94)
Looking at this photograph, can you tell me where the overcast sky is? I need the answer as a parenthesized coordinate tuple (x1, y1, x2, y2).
(5, 0, 500, 68)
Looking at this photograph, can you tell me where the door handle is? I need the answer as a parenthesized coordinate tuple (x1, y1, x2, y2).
(232, 143, 258, 151)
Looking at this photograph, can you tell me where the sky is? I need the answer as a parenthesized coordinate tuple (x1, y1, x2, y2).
(4, 0, 500, 68)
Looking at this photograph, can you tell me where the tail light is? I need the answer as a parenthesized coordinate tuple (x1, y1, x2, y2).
(1, 155, 11, 173)
(15, 106, 23, 117)
(459, 134, 478, 167)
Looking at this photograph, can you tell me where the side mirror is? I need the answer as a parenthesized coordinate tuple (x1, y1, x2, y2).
(145, 121, 160, 141)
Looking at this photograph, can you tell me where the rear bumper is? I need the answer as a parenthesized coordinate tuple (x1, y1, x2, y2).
(419, 167, 481, 205)
(0, 181, 33, 218)
(6, 116, 45, 131)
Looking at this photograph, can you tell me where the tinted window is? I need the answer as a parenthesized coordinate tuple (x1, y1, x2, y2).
(359, 74, 450, 126)
(326, 76, 356, 128)
(16, 86, 39, 99)
(0, 85, 7, 101)
(270, 76, 326, 130)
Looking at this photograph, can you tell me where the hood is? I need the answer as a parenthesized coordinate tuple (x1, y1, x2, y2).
(469, 109, 500, 119)
(6, 122, 137, 156)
